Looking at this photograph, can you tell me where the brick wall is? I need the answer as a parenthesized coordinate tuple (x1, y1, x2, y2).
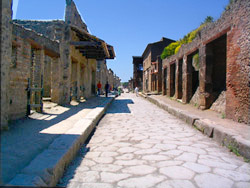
(162, 0, 250, 124)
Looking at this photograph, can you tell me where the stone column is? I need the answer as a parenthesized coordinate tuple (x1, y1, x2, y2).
(32, 49, 44, 112)
(76, 61, 81, 99)
(199, 44, 213, 110)
(59, 25, 71, 104)
(166, 64, 171, 97)
(51, 57, 63, 104)
(182, 55, 188, 103)
(1, 0, 12, 130)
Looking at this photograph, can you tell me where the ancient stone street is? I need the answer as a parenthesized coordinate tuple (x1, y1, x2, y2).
(58, 93, 250, 188)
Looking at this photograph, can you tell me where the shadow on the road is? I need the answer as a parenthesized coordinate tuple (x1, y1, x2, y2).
(105, 99, 134, 114)
(0, 97, 112, 184)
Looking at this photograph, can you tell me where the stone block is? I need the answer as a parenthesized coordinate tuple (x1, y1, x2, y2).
(194, 119, 215, 137)
(8, 174, 47, 187)
(21, 148, 68, 186)
(178, 111, 198, 125)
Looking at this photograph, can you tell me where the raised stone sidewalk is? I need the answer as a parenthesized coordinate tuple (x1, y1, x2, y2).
(1, 96, 114, 187)
(140, 93, 250, 160)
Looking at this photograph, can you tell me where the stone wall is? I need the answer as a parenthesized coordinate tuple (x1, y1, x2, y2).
(1, 0, 12, 129)
(162, 0, 250, 124)
(8, 35, 30, 120)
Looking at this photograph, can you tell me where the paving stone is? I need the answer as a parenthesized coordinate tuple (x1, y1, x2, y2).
(80, 159, 96, 167)
(93, 146, 118, 152)
(156, 180, 195, 188)
(237, 163, 250, 175)
(134, 148, 161, 155)
(194, 173, 234, 188)
(175, 152, 198, 162)
(178, 146, 207, 155)
(156, 160, 183, 168)
(198, 159, 237, 170)
(111, 142, 132, 147)
(134, 143, 153, 149)
(116, 154, 134, 160)
(100, 152, 119, 157)
(159, 150, 184, 157)
(117, 147, 138, 153)
(69, 171, 99, 183)
(85, 152, 101, 158)
(67, 181, 113, 188)
(58, 94, 250, 187)
(214, 168, 250, 181)
(114, 159, 147, 166)
(122, 165, 156, 175)
(142, 155, 169, 161)
(154, 144, 177, 150)
(159, 166, 194, 179)
(100, 172, 131, 183)
(117, 174, 165, 188)
(92, 157, 114, 164)
(235, 182, 250, 188)
(183, 162, 211, 173)
(91, 164, 123, 172)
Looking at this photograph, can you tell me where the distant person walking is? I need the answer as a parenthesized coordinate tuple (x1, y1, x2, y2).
(105, 81, 110, 97)
(135, 87, 139, 97)
(97, 81, 102, 96)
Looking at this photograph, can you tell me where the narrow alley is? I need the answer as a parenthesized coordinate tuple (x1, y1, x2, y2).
(58, 93, 250, 188)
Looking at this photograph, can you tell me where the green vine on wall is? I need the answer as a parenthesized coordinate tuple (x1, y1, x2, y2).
(161, 16, 214, 60)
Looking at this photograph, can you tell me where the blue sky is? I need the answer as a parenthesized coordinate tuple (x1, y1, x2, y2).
(14, 0, 229, 82)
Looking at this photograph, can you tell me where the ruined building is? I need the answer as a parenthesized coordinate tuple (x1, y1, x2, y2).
(162, 0, 249, 124)
(0, 0, 116, 129)
(135, 37, 175, 93)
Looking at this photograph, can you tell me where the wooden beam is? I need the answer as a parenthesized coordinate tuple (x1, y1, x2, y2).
(70, 41, 100, 47)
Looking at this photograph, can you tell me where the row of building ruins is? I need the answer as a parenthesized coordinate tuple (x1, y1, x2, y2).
(1, 0, 121, 130)
(131, 0, 249, 124)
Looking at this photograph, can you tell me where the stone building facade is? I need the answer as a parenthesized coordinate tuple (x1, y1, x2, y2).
(0, 0, 116, 129)
(162, 0, 249, 124)
(96, 60, 121, 94)
(141, 37, 175, 93)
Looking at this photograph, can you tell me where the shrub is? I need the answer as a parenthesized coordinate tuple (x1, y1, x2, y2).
(161, 16, 213, 60)
(161, 42, 180, 59)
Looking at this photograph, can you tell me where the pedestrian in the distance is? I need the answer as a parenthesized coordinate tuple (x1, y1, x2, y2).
(105, 81, 109, 97)
(97, 81, 102, 96)
(135, 87, 139, 97)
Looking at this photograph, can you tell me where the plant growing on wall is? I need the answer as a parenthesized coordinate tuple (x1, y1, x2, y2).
(161, 16, 214, 60)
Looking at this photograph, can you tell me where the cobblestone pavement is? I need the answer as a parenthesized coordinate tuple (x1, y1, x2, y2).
(58, 93, 250, 188)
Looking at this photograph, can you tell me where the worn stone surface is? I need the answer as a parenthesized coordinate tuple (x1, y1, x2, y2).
(58, 94, 250, 187)
(2, 97, 114, 186)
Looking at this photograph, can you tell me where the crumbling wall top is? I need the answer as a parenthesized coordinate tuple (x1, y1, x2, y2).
(65, 0, 88, 33)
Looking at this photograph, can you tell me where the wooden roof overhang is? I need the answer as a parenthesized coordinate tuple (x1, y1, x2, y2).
(70, 26, 115, 60)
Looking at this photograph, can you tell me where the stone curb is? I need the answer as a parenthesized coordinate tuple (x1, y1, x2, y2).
(140, 94, 250, 160)
(7, 97, 115, 187)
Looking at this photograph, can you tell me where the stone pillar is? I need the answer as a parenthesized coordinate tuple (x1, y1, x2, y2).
(76, 61, 81, 99)
(43, 56, 52, 97)
(199, 45, 213, 110)
(1, 0, 12, 130)
(176, 58, 183, 99)
(166, 64, 171, 97)
(182, 55, 188, 103)
(51, 57, 62, 103)
(60, 25, 71, 104)
(32, 49, 44, 112)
